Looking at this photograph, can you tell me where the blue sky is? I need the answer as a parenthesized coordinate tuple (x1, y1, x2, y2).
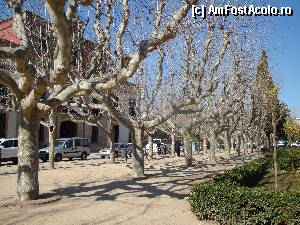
(266, 0, 300, 117)
(0, 0, 299, 116)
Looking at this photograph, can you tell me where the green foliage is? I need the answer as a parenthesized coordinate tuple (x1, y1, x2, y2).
(189, 154, 300, 225)
(214, 157, 270, 187)
(189, 181, 300, 225)
(258, 171, 300, 192)
(277, 147, 300, 171)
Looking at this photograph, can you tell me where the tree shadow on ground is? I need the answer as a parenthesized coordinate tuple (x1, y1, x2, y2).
(0, 170, 17, 176)
(0, 154, 259, 225)
(50, 159, 234, 202)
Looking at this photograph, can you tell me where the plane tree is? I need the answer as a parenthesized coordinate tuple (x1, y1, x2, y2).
(0, 0, 197, 201)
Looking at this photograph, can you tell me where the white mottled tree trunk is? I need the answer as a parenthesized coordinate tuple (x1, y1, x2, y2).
(171, 133, 175, 158)
(241, 135, 246, 156)
(209, 132, 217, 162)
(183, 131, 192, 167)
(49, 110, 55, 169)
(224, 131, 231, 157)
(272, 115, 278, 189)
(203, 139, 208, 155)
(132, 126, 144, 177)
(108, 117, 115, 164)
(148, 135, 153, 158)
(250, 137, 254, 153)
(17, 111, 40, 201)
(109, 135, 115, 164)
(236, 135, 241, 156)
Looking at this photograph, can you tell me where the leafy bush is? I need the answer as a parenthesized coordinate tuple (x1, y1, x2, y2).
(214, 157, 270, 187)
(277, 147, 300, 171)
(189, 156, 300, 224)
(189, 181, 300, 225)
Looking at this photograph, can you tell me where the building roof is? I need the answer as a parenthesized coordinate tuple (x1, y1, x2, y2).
(0, 19, 19, 45)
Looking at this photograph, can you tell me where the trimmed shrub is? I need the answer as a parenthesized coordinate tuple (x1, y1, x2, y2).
(277, 147, 300, 171)
(189, 181, 300, 225)
(214, 157, 271, 187)
(189, 155, 300, 225)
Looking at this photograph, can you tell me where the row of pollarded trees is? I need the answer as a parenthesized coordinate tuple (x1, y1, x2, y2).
(159, 50, 288, 166)
(0, 0, 285, 202)
(0, 0, 198, 201)
(79, 10, 282, 171)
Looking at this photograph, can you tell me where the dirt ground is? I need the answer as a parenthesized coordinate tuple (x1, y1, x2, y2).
(0, 152, 260, 225)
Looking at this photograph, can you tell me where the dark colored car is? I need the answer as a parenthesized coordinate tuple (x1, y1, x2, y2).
(39, 142, 48, 150)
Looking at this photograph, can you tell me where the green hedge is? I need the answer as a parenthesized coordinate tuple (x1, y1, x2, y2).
(189, 181, 300, 225)
(214, 157, 270, 187)
(277, 147, 300, 171)
(189, 153, 300, 225)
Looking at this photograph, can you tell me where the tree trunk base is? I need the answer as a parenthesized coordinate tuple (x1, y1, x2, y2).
(208, 160, 216, 165)
(132, 170, 145, 178)
(17, 190, 39, 202)
(132, 126, 145, 178)
(184, 158, 193, 167)
(17, 112, 40, 202)
(14, 194, 61, 206)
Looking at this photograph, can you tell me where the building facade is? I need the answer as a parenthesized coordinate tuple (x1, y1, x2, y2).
(0, 12, 134, 152)
(0, 110, 131, 152)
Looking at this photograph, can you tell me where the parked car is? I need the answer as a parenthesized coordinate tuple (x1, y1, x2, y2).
(120, 143, 133, 157)
(39, 142, 48, 149)
(39, 137, 90, 162)
(0, 138, 18, 164)
(291, 141, 300, 147)
(99, 143, 132, 159)
(145, 139, 162, 155)
(276, 140, 289, 147)
(116, 143, 132, 156)
(99, 148, 114, 159)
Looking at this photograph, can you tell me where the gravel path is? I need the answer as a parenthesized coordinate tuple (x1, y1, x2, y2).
(0, 152, 260, 225)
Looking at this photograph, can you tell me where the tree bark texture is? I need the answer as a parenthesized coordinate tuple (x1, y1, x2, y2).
(132, 126, 144, 177)
(241, 136, 246, 156)
(109, 134, 116, 164)
(236, 136, 241, 156)
(183, 131, 192, 167)
(224, 131, 231, 157)
(171, 133, 175, 158)
(49, 110, 55, 169)
(17, 111, 40, 201)
(272, 116, 278, 189)
(108, 118, 115, 164)
(148, 135, 153, 158)
(203, 139, 208, 155)
(209, 132, 217, 162)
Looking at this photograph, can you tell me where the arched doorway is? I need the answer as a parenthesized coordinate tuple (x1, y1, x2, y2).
(60, 121, 77, 138)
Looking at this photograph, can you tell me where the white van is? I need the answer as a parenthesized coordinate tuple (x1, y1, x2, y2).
(0, 138, 18, 164)
(39, 137, 91, 162)
(145, 139, 162, 154)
